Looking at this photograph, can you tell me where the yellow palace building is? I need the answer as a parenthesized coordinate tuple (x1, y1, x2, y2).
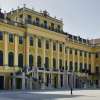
(0, 6, 100, 90)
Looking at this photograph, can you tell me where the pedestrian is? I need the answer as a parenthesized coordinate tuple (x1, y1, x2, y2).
(71, 87, 73, 95)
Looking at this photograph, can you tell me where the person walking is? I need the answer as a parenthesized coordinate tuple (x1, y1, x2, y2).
(70, 87, 73, 95)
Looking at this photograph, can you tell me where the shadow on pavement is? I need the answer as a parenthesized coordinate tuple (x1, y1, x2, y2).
(0, 91, 85, 100)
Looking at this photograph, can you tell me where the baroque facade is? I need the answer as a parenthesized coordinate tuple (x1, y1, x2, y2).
(0, 6, 100, 90)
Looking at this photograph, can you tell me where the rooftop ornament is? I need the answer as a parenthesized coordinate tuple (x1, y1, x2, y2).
(42, 10, 49, 17)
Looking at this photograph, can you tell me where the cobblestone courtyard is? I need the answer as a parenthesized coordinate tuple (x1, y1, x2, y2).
(0, 89, 100, 100)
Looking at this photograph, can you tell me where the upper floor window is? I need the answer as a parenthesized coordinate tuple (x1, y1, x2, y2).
(37, 56, 41, 67)
(75, 62, 78, 72)
(70, 49, 72, 54)
(65, 60, 67, 70)
(89, 53, 91, 58)
(18, 53, 23, 68)
(46, 40, 49, 49)
(38, 39, 41, 48)
(57, 25, 61, 32)
(51, 23, 54, 30)
(45, 57, 49, 68)
(59, 59, 62, 69)
(95, 66, 99, 74)
(89, 64, 91, 72)
(19, 36, 23, 44)
(27, 15, 32, 24)
(53, 42, 56, 51)
(53, 58, 56, 68)
(36, 17, 40, 25)
(0, 50, 3, 66)
(80, 51, 82, 56)
(95, 53, 99, 58)
(44, 20, 48, 28)
(84, 63, 87, 71)
(84, 52, 87, 57)
(59, 44, 62, 52)
(75, 50, 77, 55)
(69, 61, 73, 71)
(29, 55, 33, 67)
(65, 47, 67, 54)
(8, 52, 14, 67)
(80, 63, 82, 72)
(0, 31, 3, 40)
(30, 36, 33, 46)
(9, 33, 14, 43)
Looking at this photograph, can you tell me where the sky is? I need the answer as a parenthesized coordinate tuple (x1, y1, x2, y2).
(0, 0, 100, 39)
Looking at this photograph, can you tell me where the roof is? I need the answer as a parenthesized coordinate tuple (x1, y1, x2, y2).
(89, 38, 100, 45)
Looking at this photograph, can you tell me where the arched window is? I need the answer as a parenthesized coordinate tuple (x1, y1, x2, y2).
(36, 17, 40, 25)
(8, 52, 14, 67)
(45, 57, 49, 68)
(44, 20, 48, 28)
(51, 23, 54, 30)
(37, 56, 41, 67)
(29, 55, 33, 67)
(0, 50, 3, 66)
(18, 54, 23, 68)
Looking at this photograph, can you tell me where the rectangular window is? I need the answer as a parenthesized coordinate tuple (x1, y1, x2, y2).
(30, 36, 33, 46)
(80, 63, 82, 72)
(19, 36, 23, 44)
(65, 61, 67, 70)
(75, 62, 78, 72)
(46, 40, 49, 49)
(53, 42, 56, 51)
(95, 53, 99, 58)
(89, 53, 91, 58)
(80, 51, 82, 56)
(65, 47, 67, 54)
(89, 64, 91, 73)
(0, 31, 3, 40)
(70, 49, 72, 54)
(38, 39, 41, 48)
(75, 50, 77, 55)
(69, 61, 73, 71)
(9, 33, 14, 43)
(84, 52, 87, 57)
(59, 44, 62, 52)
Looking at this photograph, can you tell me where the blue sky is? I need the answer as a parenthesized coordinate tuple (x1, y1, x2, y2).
(0, 0, 100, 39)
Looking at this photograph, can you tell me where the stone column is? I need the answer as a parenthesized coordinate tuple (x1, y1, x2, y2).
(82, 51, 84, 70)
(78, 50, 80, 72)
(67, 48, 70, 71)
(34, 36, 38, 79)
(63, 44, 66, 88)
(29, 77, 32, 90)
(91, 53, 95, 74)
(73, 49, 75, 71)
(4, 32, 8, 67)
(42, 38, 46, 89)
(25, 33, 29, 69)
(57, 41, 60, 70)
(72, 49, 75, 88)
(12, 73, 16, 90)
(14, 34, 18, 67)
(57, 42, 60, 88)
(22, 72, 25, 90)
(87, 52, 89, 69)
(50, 40, 53, 88)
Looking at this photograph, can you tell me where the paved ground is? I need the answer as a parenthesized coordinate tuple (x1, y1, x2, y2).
(0, 89, 100, 100)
